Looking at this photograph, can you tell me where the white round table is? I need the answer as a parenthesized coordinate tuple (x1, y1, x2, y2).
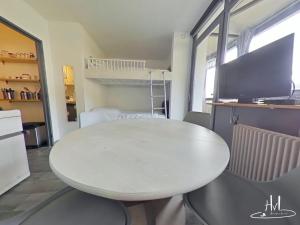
(50, 119, 229, 225)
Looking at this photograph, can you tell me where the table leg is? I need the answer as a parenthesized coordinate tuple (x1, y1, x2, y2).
(144, 195, 186, 225)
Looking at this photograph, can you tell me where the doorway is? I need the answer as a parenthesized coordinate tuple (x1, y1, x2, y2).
(0, 17, 53, 148)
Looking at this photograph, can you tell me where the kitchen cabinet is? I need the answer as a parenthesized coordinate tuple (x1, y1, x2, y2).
(0, 110, 29, 195)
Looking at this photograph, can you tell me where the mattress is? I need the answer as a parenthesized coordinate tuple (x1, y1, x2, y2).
(80, 107, 165, 128)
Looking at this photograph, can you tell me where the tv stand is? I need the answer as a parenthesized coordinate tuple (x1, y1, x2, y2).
(262, 99, 300, 105)
(212, 102, 300, 110)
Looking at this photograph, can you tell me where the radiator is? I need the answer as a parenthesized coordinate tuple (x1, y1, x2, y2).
(229, 124, 300, 181)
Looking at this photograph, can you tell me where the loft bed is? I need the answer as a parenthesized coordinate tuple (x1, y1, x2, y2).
(85, 58, 171, 85)
(84, 58, 170, 119)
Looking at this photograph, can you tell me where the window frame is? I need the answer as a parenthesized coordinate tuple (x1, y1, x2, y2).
(228, 1, 300, 56)
(189, 0, 300, 130)
(249, 9, 300, 89)
(252, 1, 300, 37)
(189, 0, 229, 129)
(204, 57, 217, 100)
(189, 13, 223, 112)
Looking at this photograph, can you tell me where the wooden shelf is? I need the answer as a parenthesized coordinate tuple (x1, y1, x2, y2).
(11, 99, 41, 103)
(212, 102, 300, 110)
(0, 99, 41, 103)
(0, 57, 37, 64)
(0, 78, 40, 83)
(65, 84, 74, 86)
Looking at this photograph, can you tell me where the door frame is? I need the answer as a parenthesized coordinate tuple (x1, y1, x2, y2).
(0, 16, 54, 146)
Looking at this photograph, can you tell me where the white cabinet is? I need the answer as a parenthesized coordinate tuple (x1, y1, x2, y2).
(0, 116, 23, 137)
(0, 110, 30, 195)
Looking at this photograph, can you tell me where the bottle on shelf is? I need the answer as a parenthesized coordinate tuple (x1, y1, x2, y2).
(19, 87, 40, 101)
(1, 88, 15, 100)
(20, 90, 26, 100)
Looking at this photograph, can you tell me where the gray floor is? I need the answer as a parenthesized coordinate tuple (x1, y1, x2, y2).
(0, 147, 201, 224)
(0, 147, 66, 221)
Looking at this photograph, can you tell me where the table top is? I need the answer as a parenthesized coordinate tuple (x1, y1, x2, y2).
(50, 119, 230, 201)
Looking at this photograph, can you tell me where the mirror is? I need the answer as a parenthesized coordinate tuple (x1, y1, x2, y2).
(63, 65, 77, 121)
(191, 25, 220, 113)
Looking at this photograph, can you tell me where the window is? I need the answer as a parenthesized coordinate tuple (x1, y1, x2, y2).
(204, 47, 238, 99)
(205, 58, 216, 99)
(249, 10, 300, 88)
(190, 0, 225, 112)
(225, 46, 238, 63)
(191, 25, 220, 112)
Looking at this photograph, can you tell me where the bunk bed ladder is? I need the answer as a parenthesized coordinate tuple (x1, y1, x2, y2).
(150, 71, 167, 118)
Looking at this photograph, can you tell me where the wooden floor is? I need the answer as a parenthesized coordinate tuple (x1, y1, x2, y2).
(0, 147, 201, 224)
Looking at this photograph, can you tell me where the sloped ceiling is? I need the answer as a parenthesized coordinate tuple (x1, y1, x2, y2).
(25, 0, 212, 60)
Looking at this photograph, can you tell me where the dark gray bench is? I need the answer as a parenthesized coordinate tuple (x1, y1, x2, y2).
(0, 187, 130, 225)
(184, 168, 300, 225)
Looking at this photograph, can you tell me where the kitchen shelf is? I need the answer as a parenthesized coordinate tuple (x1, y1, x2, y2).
(0, 78, 40, 83)
(0, 57, 37, 64)
(0, 99, 41, 103)
(11, 99, 41, 103)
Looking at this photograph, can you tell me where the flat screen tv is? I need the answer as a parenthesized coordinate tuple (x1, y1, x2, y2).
(218, 34, 294, 102)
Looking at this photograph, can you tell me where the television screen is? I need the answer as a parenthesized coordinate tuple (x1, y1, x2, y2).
(218, 34, 294, 100)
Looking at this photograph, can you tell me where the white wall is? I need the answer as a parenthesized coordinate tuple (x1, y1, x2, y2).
(105, 86, 166, 112)
(48, 22, 82, 135)
(0, 0, 60, 140)
(48, 22, 107, 136)
(81, 26, 108, 111)
(170, 32, 192, 120)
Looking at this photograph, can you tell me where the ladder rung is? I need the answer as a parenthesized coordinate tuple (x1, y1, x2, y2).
(153, 107, 164, 110)
(151, 95, 165, 98)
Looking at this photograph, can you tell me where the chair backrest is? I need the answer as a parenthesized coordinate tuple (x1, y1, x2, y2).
(0, 187, 130, 225)
(183, 112, 211, 129)
(269, 166, 300, 202)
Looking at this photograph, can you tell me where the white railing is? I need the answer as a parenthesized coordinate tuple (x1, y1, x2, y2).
(87, 58, 146, 71)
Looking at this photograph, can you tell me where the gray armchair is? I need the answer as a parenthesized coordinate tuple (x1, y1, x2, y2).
(184, 112, 211, 129)
(184, 167, 300, 225)
(0, 187, 131, 225)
